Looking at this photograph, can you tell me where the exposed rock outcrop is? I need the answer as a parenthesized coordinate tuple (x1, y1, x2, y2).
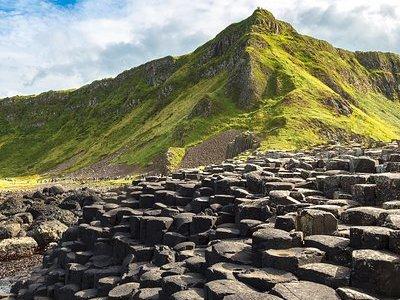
(226, 131, 260, 159)
(4, 141, 400, 299)
(355, 51, 400, 100)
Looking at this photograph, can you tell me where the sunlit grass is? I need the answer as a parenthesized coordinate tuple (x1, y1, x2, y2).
(0, 176, 135, 192)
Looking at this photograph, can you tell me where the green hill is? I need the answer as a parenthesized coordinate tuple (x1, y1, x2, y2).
(1, 8, 400, 177)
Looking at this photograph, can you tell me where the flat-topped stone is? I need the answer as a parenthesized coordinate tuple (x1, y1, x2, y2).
(351, 249, 400, 297)
(271, 281, 340, 300)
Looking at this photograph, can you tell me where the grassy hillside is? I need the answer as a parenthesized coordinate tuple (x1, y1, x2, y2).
(1, 8, 400, 177)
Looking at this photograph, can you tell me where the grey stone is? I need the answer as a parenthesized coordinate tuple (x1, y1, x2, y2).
(270, 281, 340, 300)
(204, 279, 255, 300)
(108, 283, 140, 300)
(161, 273, 204, 298)
(296, 209, 338, 236)
(340, 207, 386, 226)
(351, 249, 400, 297)
(205, 240, 252, 266)
(262, 247, 325, 273)
(304, 235, 350, 266)
(350, 226, 393, 250)
(297, 262, 350, 288)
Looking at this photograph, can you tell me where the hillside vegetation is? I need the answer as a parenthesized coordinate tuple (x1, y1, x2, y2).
(1, 8, 400, 177)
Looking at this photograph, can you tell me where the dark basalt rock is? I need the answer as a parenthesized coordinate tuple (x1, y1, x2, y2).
(5, 141, 400, 299)
(270, 281, 340, 300)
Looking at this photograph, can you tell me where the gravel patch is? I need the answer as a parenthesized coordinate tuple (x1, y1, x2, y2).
(0, 254, 42, 294)
(180, 130, 241, 168)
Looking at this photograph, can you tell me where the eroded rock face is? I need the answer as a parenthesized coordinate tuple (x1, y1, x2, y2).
(7, 141, 400, 299)
(355, 51, 400, 100)
(226, 132, 260, 159)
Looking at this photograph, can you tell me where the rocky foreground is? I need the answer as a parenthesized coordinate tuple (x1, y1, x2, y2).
(2, 142, 400, 299)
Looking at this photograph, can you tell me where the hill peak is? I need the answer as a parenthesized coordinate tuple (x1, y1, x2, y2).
(246, 8, 296, 35)
(251, 7, 276, 21)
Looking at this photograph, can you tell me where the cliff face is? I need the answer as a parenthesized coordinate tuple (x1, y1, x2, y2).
(355, 51, 400, 100)
(1, 8, 400, 177)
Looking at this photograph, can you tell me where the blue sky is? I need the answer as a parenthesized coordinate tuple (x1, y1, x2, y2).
(0, 0, 399, 97)
(0, 0, 76, 9)
(52, 0, 77, 6)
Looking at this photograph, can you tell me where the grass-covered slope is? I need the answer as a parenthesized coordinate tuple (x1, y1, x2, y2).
(1, 8, 400, 177)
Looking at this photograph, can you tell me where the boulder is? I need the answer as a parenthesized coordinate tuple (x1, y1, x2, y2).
(223, 293, 282, 300)
(204, 279, 255, 300)
(269, 190, 300, 206)
(326, 159, 349, 171)
(351, 249, 400, 297)
(139, 269, 164, 288)
(262, 247, 325, 273)
(0, 236, 38, 259)
(275, 213, 297, 232)
(352, 184, 377, 206)
(28, 220, 68, 246)
(264, 182, 294, 194)
(371, 173, 400, 204)
(0, 198, 26, 216)
(161, 273, 205, 298)
(0, 222, 21, 239)
(190, 215, 216, 235)
(382, 201, 400, 209)
(205, 240, 252, 266)
(252, 228, 296, 252)
(28, 204, 77, 226)
(170, 288, 204, 300)
(296, 209, 338, 236)
(163, 232, 187, 247)
(108, 282, 140, 299)
(389, 230, 400, 254)
(235, 199, 272, 222)
(349, 157, 377, 173)
(135, 287, 162, 299)
(340, 207, 386, 226)
(339, 174, 368, 194)
(139, 216, 173, 245)
(233, 267, 297, 292)
(206, 262, 253, 281)
(66, 263, 88, 286)
(336, 287, 380, 300)
(350, 226, 393, 250)
(74, 288, 98, 299)
(297, 262, 350, 288)
(48, 185, 65, 195)
(304, 235, 351, 266)
(245, 171, 264, 194)
(270, 281, 340, 300)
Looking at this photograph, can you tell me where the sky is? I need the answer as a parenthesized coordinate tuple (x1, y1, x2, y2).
(0, 0, 399, 98)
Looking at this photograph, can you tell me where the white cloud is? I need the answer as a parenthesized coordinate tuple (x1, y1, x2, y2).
(0, 0, 400, 97)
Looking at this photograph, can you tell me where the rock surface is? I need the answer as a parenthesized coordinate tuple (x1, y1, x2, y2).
(4, 141, 400, 299)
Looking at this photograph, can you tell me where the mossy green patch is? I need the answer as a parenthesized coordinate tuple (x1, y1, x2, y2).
(166, 147, 186, 171)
